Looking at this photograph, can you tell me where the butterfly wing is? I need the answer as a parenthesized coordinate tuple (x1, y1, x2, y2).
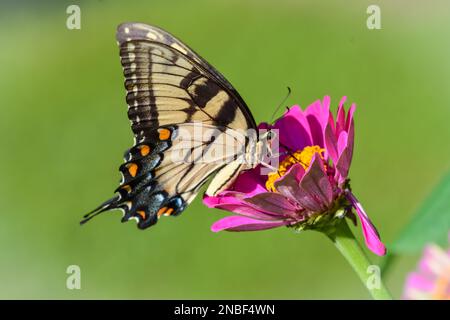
(82, 23, 257, 229)
(117, 22, 256, 135)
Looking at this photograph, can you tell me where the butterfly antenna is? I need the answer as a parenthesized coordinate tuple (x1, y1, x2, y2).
(270, 86, 291, 124)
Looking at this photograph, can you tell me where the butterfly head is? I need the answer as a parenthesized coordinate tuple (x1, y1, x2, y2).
(244, 128, 278, 171)
(260, 128, 278, 154)
(265, 128, 277, 142)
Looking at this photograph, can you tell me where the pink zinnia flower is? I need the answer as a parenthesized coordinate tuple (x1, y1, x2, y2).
(204, 96, 386, 256)
(403, 238, 450, 300)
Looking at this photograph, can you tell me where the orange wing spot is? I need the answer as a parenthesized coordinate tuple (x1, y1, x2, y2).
(127, 163, 138, 177)
(121, 185, 132, 193)
(157, 207, 168, 218)
(165, 208, 174, 216)
(139, 144, 151, 156)
(136, 210, 146, 220)
(158, 128, 171, 140)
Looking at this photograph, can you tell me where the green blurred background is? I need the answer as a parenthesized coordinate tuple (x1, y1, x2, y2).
(0, 0, 449, 299)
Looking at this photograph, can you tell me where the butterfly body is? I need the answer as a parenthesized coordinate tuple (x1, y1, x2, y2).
(82, 23, 264, 229)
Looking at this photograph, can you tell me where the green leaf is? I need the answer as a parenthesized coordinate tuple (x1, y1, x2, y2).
(390, 171, 450, 254)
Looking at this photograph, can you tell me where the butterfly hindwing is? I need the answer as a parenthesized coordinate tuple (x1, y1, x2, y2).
(82, 123, 247, 228)
(83, 23, 257, 229)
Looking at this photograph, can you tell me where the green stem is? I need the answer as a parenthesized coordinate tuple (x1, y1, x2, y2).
(324, 219, 393, 300)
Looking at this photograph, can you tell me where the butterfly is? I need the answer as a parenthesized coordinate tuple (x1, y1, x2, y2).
(81, 22, 274, 229)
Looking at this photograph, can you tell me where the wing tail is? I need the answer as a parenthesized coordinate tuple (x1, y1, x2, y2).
(80, 195, 121, 225)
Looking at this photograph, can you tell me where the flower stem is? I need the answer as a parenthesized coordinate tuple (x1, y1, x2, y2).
(324, 219, 393, 300)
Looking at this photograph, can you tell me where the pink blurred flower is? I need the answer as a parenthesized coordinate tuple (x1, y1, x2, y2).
(204, 96, 386, 256)
(403, 239, 450, 300)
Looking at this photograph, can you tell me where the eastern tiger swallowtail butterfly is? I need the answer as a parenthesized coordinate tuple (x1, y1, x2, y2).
(81, 22, 273, 229)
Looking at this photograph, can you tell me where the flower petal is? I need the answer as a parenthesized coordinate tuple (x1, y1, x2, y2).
(274, 105, 312, 152)
(305, 99, 328, 148)
(347, 192, 386, 256)
(405, 273, 435, 292)
(244, 192, 298, 217)
(345, 103, 356, 131)
(335, 122, 354, 183)
(403, 273, 436, 299)
(299, 154, 334, 207)
(322, 95, 331, 112)
(325, 123, 339, 164)
(418, 245, 450, 277)
(203, 194, 280, 220)
(337, 131, 348, 156)
(335, 132, 352, 182)
(336, 96, 347, 133)
(229, 165, 267, 196)
(306, 114, 324, 148)
(211, 216, 287, 232)
(273, 164, 323, 212)
(273, 163, 305, 202)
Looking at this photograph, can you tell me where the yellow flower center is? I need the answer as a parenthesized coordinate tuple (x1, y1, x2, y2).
(265, 145, 325, 192)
